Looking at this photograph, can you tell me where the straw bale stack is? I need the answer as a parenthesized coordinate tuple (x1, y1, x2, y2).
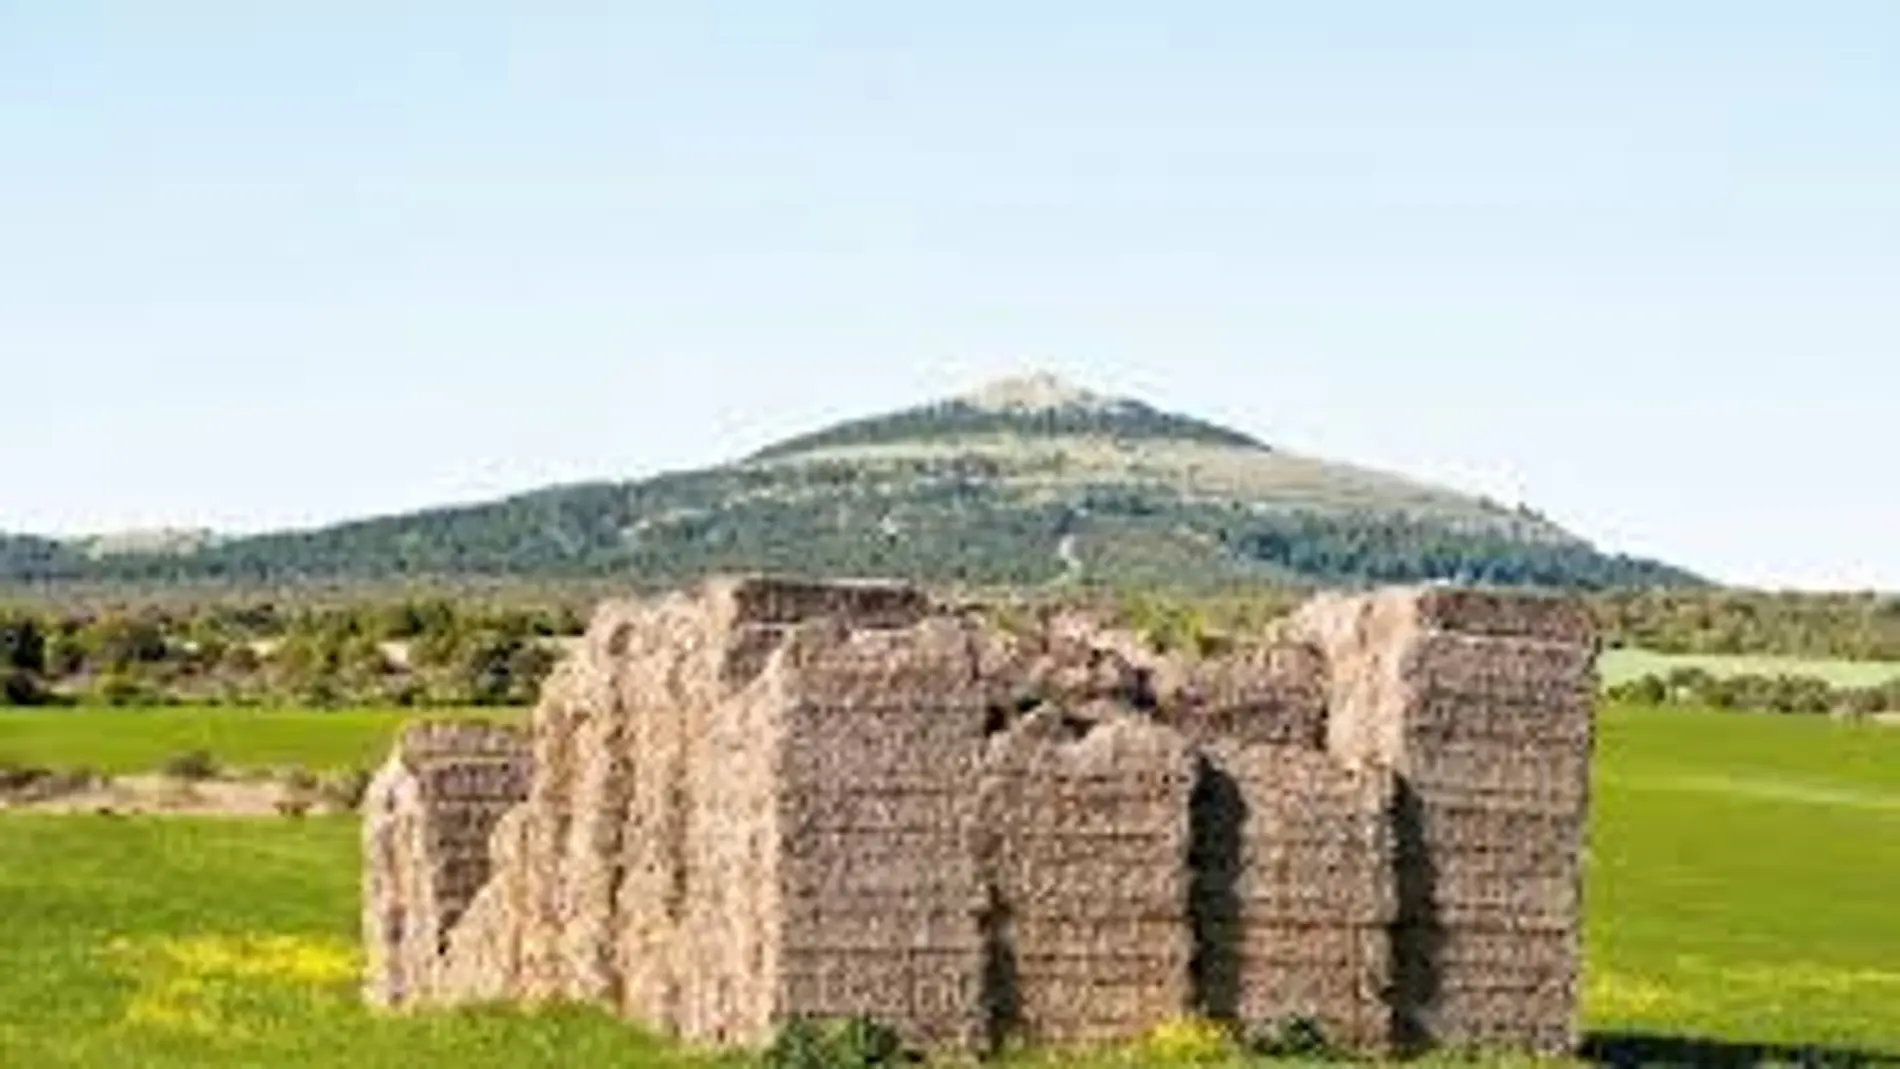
(773, 616, 995, 1050)
(608, 579, 970, 1044)
(1193, 742, 1397, 1050)
(362, 720, 531, 1008)
(978, 708, 1197, 1046)
(363, 576, 1598, 1062)
(1294, 586, 1597, 1056)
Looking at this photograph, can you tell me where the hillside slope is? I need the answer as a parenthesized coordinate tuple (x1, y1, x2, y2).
(3, 375, 1701, 591)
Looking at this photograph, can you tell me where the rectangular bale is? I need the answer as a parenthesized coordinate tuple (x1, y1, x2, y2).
(1197, 744, 1397, 1052)
(722, 577, 933, 629)
(774, 626, 993, 1052)
(981, 714, 1197, 1047)
(1167, 642, 1330, 750)
(1412, 588, 1599, 646)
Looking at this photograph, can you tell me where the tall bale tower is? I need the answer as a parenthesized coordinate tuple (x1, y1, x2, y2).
(1296, 588, 1597, 1055)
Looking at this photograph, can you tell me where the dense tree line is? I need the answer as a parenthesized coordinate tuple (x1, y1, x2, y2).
(0, 535, 87, 583)
(1606, 667, 1900, 717)
(1214, 511, 1698, 590)
(0, 599, 571, 709)
(1594, 589, 1900, 660)
(9, 579, 1900, 710)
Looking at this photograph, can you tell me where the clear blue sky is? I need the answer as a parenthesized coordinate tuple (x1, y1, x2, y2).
(2, 3, 1895, 589)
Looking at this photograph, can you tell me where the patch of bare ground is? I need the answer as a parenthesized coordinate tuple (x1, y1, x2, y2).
(0, 769, 362, 817)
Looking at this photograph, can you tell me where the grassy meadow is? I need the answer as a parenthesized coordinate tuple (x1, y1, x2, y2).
(1598, 648, 1900, 688)
(0, 703, 1897, 1065)
(0, 706, 522, 776)
(1585, 705, 1900, 1052)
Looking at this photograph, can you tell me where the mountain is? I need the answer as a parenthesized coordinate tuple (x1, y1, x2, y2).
(1, 374, 1702, 591)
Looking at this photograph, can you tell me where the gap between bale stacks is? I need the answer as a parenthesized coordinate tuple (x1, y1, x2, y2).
(362, 576, 1599, 1059)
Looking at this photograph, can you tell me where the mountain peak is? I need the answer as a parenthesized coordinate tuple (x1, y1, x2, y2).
(749, 374, 1267, 462)
(960, 372, 1125, 414)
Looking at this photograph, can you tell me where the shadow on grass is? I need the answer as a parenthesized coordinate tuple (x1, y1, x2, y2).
(1583, 1031, 1900, 1068)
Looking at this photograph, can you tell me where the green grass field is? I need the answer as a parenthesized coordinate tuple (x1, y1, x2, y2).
(1599, 648, 1900, 688)
(1585, 705, 1900, 1053)
(1, 703, 1897, 1065)
(0, 706, 523, 776)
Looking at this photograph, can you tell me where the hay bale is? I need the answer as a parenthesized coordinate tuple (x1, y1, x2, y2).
(361, 720, 531, 1009)
(774, 617, 993, 1051)
(1164, 641, 1330, 749)
(978, 710, 1197, 1046)
(1194, 743, 1397, 1051)
(1295, 586, 1597, 1056)
(1411, 587, 1597, 645)
(717, 575, 931, 630)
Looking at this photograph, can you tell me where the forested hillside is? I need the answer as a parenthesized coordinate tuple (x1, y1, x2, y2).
(0, 477, 1695, 591)
(0, 377, 1701, 592)
(0, 536, 84, 582)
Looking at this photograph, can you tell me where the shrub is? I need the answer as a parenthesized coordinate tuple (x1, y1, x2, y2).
(827, 1017, 905, 1067)
(0, 763, 94, 799)
(95, 672, 148, 707)
(379, 677, 423, 708)
(762, 1016, 907, 1069)
(297, 676, 343, 708)
(1609, 673, 1667, 706)
(2, 670, 48, 706)
(0, 762, 51, 793)
(162, 749, 218, 781)
(0, 614, 46, 672)
(49, 765, 97, 794)
(1244, 1015, 1335, 1060)
(762, 1017, 828, 1069)
(45, 631, 86, 676)
(320, 767, 373, 811)
(82, 614, 168, 671)
(221, 643, 263, 674)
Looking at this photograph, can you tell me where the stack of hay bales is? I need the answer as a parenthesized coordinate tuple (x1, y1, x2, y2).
(773, 618, 994, 1050)
(1166, 639, 1397, 1050)
(1296, 587, 1596, 1055)
(605, 579, 941, 1043)
(1196, 745, 1397, 1051)
(376, 578, 945, 1042)
(362, 576, 1598, 1062)
(978, 708, 1196, 1046)
(361, 720, 531, 1008)
(607, 591, 734, 1032)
